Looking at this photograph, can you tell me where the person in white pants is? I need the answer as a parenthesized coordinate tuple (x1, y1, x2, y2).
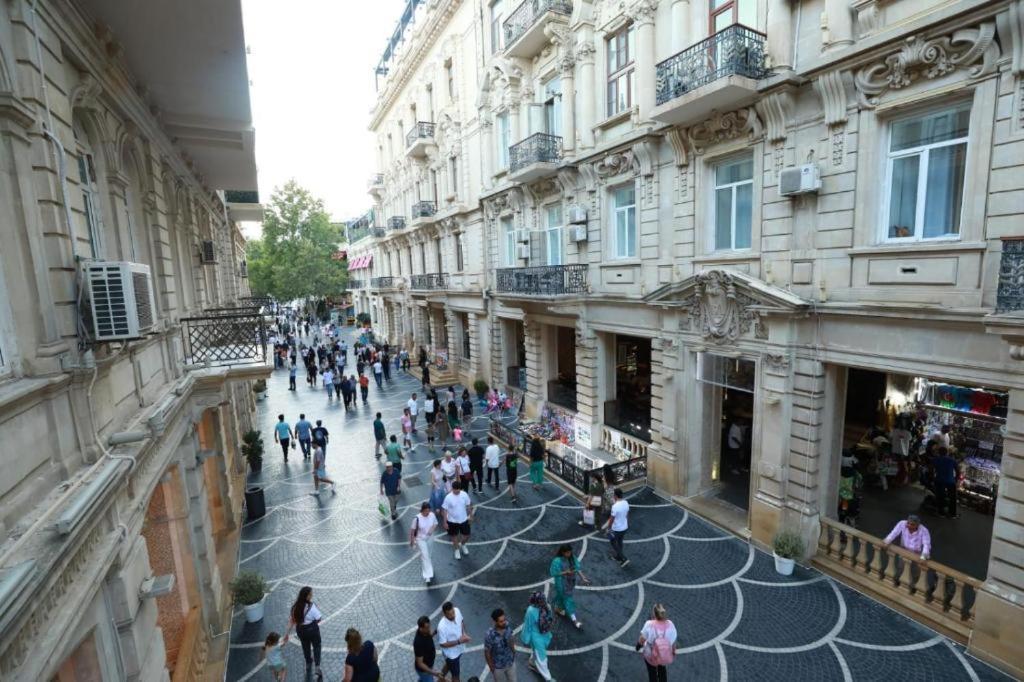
(410, 502, 438, 584)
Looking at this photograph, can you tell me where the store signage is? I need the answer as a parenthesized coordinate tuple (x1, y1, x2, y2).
(575, 422, 592, 450)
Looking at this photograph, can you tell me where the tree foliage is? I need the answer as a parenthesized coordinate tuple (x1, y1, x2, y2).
(246, 180, 347, 303)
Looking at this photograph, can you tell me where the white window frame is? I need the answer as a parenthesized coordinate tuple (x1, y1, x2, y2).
(880, 103, 969, 244)
(545, 204, 564, 265)
(606, 24, 635, 118)
(610, 184, 637, 259)
(490, 0, 505, 54)
(543, 77, 562, 137)
(712, 154, 754, 252)
(496, 112, 510, 170)
(501, 216, 516, 267)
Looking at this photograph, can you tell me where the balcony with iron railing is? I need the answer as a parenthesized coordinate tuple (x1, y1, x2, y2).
(502, 0, 572, 58)
(508, 132, 562, 183)
(348, 278, 366, 290)
(372, 227, 387, 238)
(410, 272, 449, 290)
(372, 276, 398, 290)
(997, 237, 1024, 313)
(180, 310, 268, 366)
(225, 189, 263, 221)
(410, 200, 437, 227)
(347, 220, 371, 243)
(368, 173, 385, 197)
(388, 216, 407, 231)
(406, 121, 436, 157)
(652, 24, 768, 126)
(495, 263, 588, 297)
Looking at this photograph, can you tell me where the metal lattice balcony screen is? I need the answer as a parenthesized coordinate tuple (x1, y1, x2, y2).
(510, 133, 562, 173)
(410, 273, 449, 290)
(224, 190, 259, 203)
(372, 276, 397, 289)
(655, 24, 768, 106)
(181, 312, 267, 366)
(997, 238, 1024, 313)
(348, 279, 366, 289)
(412, 201, 436, 218)
(406, 121, 436, 147)
(503, 0, 572, 46)
(372, 227, 386, 238)
(388, 216, 407, 230)
(495, 264, 588, 295)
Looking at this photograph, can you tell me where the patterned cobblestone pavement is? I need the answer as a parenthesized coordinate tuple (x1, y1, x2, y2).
(226, 329, 1010, 681)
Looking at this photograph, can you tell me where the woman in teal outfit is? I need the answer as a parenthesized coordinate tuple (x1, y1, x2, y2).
(549, 544, 590, 629)
(522, 591, 555, 681)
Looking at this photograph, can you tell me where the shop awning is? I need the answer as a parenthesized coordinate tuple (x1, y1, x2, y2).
(348, 255, 373, 270)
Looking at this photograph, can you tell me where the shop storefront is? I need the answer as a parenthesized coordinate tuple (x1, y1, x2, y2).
(835, 367, 1006, 580)
(547, 325, 577, 411)
(604, 335, 652, 442)
(500, 318, 526, 390)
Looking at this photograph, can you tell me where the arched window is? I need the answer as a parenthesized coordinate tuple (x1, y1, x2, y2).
(71, 117, 109, 258)
(119, 147, 151, 267)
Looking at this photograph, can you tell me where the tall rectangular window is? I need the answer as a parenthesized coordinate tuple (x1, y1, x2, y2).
(713, 155, 753, 251)
(445, 60, 455, 100)
(612, 185, 636, 259)
(607, 24, 635, 117)
(545, 204, 564, 265)
(456, 233, 465, 271)
(497, 112, 511, 169)
(544, 77, 562, 136)
(502, 216, 516, 266)
(449, 156, 459, 197)
(884, 104, 969, 242)
(490, 0, 505, 54)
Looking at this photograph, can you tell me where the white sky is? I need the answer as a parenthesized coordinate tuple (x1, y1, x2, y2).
(241, 1, 400, 235)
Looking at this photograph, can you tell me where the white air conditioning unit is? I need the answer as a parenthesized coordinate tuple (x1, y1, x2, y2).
(516, 243, 530, 260)
(85, 261, 157, 341)
(512, 229, 529, 244)
(778, 163, 821, 196)
(571, 225, 588, 242)
(568, 205, 588, 224)
(200, 239, 217, 264)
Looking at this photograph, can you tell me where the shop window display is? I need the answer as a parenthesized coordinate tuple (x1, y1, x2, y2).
(838, 369, 1005, 579)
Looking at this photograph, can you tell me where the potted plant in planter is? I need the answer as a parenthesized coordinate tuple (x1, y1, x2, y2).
(230, 571, 268, 622)
(356, 312, 371, 328)
(473, 378, 489, 399)
(241, 430, 264, 474)
(772, 530, 805, 576)
(252, 379, 268, 401)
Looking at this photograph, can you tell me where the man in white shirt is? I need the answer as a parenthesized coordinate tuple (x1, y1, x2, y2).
(442, 481, 473, 559)
(321, 368, 334, 399)
(407, 393, 419, 433)
(409, 501, 439, 584)
(602, 488, 630, 567)
(484, 436, 502, 490)
(373, 359, 384, 388)
(437, 601, 470, 682)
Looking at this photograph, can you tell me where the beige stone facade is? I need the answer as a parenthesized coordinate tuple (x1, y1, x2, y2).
(357, 0, 1024, 674)
(0, 0, 263, 679)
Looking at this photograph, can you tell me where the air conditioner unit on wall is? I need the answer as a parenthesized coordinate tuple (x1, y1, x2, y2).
(568, 205, 588, 224)
(516, 243, 530, 260)
(778, 163, 821, 196)
(571, 225, 588, 242)
(85, 261, 157, 341)
(514, 229, 530, 243)
(200, 240, 217, 264)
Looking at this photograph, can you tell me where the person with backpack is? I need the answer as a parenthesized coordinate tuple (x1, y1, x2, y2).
(636, 603, 678, 682)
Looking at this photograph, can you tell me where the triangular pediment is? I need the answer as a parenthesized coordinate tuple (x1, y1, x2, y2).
(644, 269, 808, 311)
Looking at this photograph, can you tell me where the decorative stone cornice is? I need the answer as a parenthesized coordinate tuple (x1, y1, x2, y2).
(813, 70, 850, 127)
(627, 0, 659, 26)
(665, 128, 688, 167)
(755, 90, 793, 144)
(686, 107, 762, 155)
(854, 22, 1000, 107)
(997, 0, 1024, 76)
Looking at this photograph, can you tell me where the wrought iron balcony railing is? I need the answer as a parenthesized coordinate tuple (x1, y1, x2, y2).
(224, 190, 259, 203)
(388, 216, 407, 230)
(997, 238, 1024, 313)
(495, 264, 587, 296)
(180, 312, 267, 366)
(348, 224, 371, 243)
(503, 0, 572, 47)
(372, 276, 397, 289)
(410, 272, 449, 290)
(412, 200, 437, 219)
(510, 133, 562, 173)
(372, 227, 387, 238)
(348, 279, 366, 290)
(406, 121, 436, 148)
(368, 173, 384, 187)
(655, 24, 768, 106)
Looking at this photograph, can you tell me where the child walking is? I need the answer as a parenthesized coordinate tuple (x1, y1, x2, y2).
(262, 632, 287, 681)
(311, 446, 336, 496)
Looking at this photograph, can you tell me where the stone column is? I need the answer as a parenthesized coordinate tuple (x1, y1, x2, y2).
(631, 1, 660, 122)
(480, 118, 494, 189)
(560, 53, 576, 153)
(576, 32, 597, 148)
(574, 320, 599, 451)
(510, 101, 522, 145)
(522, 317, 544, 415)
(444, 308, 456, 366)
(179, 430, 225, 631)
(670, 0, 691, 53)
(766, 0, 794, 70)
(822, 0, 853, 52)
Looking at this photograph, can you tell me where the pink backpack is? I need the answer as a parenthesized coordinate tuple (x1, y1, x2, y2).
(645, 621, 675, 666)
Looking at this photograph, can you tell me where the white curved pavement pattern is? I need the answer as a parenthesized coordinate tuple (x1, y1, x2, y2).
(225, 328, 1010, 682)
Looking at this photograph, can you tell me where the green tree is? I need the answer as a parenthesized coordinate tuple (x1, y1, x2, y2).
(246, 180, 348, 309)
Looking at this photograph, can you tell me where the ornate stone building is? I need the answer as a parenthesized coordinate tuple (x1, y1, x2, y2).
(0, 1, 264, 679)
(358, 0, 1024, 674)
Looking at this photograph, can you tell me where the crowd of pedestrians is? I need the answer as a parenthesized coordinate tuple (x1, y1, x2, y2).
(260, 313, 677, 681)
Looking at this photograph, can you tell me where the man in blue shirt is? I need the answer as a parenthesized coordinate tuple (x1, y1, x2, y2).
(380, 461, 402, 520)
(295, 413, 313, 459)
(933, 447, 959, 518)
(273, 414, 293, 462)
(288, 363, 297, 391)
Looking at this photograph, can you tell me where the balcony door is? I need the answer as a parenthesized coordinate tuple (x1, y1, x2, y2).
(543, 77, 562, 137)
(709, 0, 756, 32)
(545, 205, 563, 265)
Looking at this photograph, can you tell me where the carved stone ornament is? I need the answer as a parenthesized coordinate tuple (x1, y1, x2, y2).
(854, 22, 1000, 107)
(684, 271, 768, 343)
(627, 0, 660, 25)
(686, 107, 763, 155)
(70, 73, 103, 111)
(485, 193, 511, 219)
(762, 352, 791, 371)
(575, 41, 597, 63)
(594, 150, 634, 178)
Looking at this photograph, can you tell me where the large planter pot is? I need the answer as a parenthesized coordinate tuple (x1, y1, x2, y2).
(248, 459, 263, 474)
(773, 552, 796, 576)
(243, 595, 266, 623)
(245, 486, 266, 520)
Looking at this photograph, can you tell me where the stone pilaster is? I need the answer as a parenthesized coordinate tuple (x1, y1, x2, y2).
(179, 436, 224, 631)
(467, 313, 481, 380)
(574, 321, 599, 449)
(523, 317, 544, 413)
